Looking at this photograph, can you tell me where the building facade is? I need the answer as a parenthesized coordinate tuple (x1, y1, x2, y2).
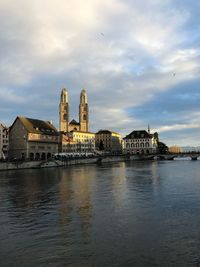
(123, 130, 158, 154)
(169, 146, 182, 153)
(60, 131, 95, 154)
(59, 88, 89, 133)
(95, 130, 122, 153)
(0, 123, 9, 159)
(9, 117, 59, 160)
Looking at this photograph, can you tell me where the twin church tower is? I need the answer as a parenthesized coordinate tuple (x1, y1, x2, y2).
(59, 88, 89, 133)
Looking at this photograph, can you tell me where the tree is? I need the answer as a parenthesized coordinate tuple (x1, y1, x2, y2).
(157, 142, 168, 154)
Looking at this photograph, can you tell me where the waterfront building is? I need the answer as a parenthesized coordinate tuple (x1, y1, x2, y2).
(180, 146, 200, 153)
(59, 88, 89, 132)
(95, 130, 122, 153)
(123, 129, 158, 154)
(169, 146, 182, 153)
(0, 122, 9, 159)
(60, 131, 95, 154)
(59, 133, 75, 153)
(8, 117, 59, 160)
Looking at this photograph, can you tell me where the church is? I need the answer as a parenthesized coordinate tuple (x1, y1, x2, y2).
(59, 88, 89, 132)
(59, 88, 95, 154)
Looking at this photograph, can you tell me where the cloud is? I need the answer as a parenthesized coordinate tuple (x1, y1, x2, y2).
(0, 0, 200, 146)
(155, 123, 200, 133)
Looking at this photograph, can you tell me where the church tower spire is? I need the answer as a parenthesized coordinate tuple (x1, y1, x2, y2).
(148, 124, 150, 134)
(79, 89, 89, 132)
(59, 88, 69, 132)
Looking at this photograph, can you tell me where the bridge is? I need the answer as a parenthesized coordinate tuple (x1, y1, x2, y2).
(93, 152, 200, 162)
(126, 152, 200, 161)
(158, 153, 200, 161)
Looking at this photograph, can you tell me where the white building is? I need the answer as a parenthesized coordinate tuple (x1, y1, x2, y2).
(0, 123, 9, 159)
(123, 130, 158, 154)
(60, 131, 95, 154)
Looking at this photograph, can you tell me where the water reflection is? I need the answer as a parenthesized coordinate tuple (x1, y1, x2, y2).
(0, 161, 200, 266)
(58, 166, 94, 239)
(6, 169, 60, 215)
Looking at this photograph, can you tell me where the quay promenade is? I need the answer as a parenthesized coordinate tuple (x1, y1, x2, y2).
(0, 152, 199, 171)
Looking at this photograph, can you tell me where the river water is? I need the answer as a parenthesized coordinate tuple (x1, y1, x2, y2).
(0, 160, 200, 267)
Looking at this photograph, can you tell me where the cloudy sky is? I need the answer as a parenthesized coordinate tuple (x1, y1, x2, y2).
(0, 0, 200, 146)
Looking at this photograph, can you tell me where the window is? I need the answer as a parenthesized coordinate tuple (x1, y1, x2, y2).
(145, 142, 149, 148)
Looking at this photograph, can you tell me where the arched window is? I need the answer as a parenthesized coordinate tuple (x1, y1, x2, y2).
(136, 143, 139, 148)
(131, 143, 135, 148)
(83, 114, 86, 120)
(145, 142, 149, 148)
(141, 143, 144, 148)
(126, 143, 130, 148)
(41, 153, 46, 160)
(35, 153, 40, 160)
(29, 153, 34, 160)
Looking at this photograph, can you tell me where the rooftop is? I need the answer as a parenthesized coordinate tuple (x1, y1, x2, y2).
(69, 119, 80, 125)
(124, 130, 152, 139)
(96, 129, 120, 135)
(14, 117, 59, 136)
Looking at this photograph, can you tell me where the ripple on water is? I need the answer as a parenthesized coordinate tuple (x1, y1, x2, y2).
(0, 161, 200, 266)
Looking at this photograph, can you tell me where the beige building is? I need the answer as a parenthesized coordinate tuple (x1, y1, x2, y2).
(59, 133, 75, 153)
(0, 123, 9, 159)
(123, 130, 158, 154)
(59, 88, 89, 133)
(9, 117, 59, 160)
(169, 146, 182, 153)
(95, 130, 122, 153)
(60, 131, 95, 154)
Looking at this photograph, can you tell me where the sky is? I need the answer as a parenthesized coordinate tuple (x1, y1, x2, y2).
(0, 0, 200, 146)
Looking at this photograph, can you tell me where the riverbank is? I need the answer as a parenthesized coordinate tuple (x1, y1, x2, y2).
(0, 156, 125, 171)
(0, 154, 199, 171)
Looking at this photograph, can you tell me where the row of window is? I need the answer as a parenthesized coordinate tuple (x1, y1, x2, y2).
(62, 149, 93, 153)
(0, 140, 8, 143)
(126, 142, 150, 148)
(63, 144, 95, 148)
(125, 139, 151, 142)
(30, 146, 54, 150)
